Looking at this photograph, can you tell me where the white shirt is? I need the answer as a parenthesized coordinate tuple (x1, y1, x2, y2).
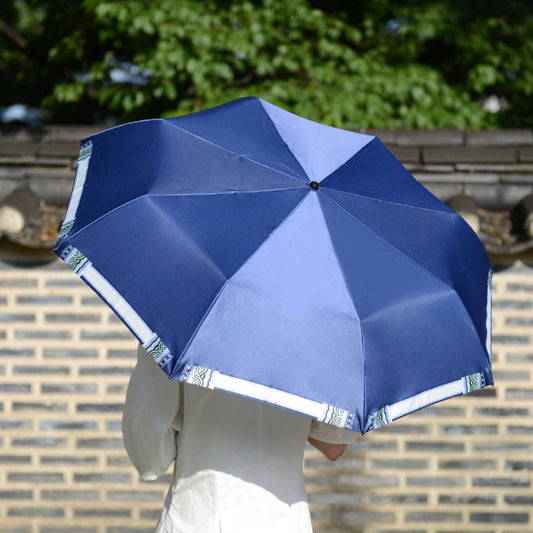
(123, 346, 359, 532)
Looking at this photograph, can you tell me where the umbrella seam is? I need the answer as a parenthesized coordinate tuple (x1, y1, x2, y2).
(315, 194, 367, 432)
(175, 193, 311, 377)
(321, 184, 454, 215)
(257, 99, 312, 183)
(58, 188, 304, 245)
(319, 190, 490, 364)
(162, 118, 309, 188)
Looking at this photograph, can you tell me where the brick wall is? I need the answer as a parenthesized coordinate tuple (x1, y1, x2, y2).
(0, 257, 532, 532)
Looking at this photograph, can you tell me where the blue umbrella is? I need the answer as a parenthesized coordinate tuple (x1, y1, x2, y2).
(55, 97, 493, 434)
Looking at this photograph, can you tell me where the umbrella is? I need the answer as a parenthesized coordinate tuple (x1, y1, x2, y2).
(54, 97, 493, 434)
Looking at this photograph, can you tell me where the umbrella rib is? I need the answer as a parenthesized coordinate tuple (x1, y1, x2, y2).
(62, 187, 305, 243)
(314, 198, 367, 431)
(321, 185, 452, 215)
(164, 120, 309, 188)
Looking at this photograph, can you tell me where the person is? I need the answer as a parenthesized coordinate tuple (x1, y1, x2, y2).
(122, 345, 360, 532)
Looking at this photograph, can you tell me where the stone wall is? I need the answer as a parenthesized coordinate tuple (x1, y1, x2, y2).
(0, 257, 532, 532)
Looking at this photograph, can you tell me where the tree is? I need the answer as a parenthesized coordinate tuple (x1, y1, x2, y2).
(1, 0, 531, 128)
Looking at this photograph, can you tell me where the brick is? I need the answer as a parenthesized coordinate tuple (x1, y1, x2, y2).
(43, 348, 98, 358)
(0, 491, 32, 500)
(375, 424, 429, 434)
(40, 456, 98, 465)
(388, 146, 420, 163)
(13, 401, 67, 411)
(140, 509, 162, 520)
(371, 459, 428, 470)
(0, 420, 32, 430)
(45, 312, 101, 323)
(507, 425, 533, 435)
(473, 441, 531, 452)
(40, 529, 95, 533)
(74, 473, 131, 483)
(77, 438, 123, 449)
(107, 491, 163, 502)
(40, 420, 97, 431)
(507, 353, 533, 363)
(505, 460, 533, 471)
(15, 329, 71, 339)
(14, 365, 70, 375)
(16, 295, 72, 305)
(466, 130, 533, 146)
(0, 455, 31, 464)
(405, 441, 464, 452)
(79, 366, 132, 375)
(0, 141, 39, 156)
(80, 330, 132, 340)
(107, 349, 136, 359)
(106, 529, 155, 533)
(74, 509, 131, 517)
(8, 472, 64, 482)
(77, 403, 123, 413)
(397, 130, 464, 146)
(406, 511, 462, 522)
(493, 299, 533, 309)
(337, 475, 398, 488)
(370, 494, 427, 504)
(37, 141, 80, 157)
(42, 384, 97, 394)
(107, 384, 127, 394)
(106, 421, 122, 432)
(8, 507, 64, 517)
(414, 171, 500, 184)
(45, 278, 84, 287)
(470, 512, 529, 523)
(473, 407, 530, 416)
(439, 425, 497, 435)
(11, 437, 66, 447)
(423, 146, 517, 163)
(0, 384, 31, 393)
(81, 296, 106, 306)
(505, 495, 533, 505)
(406, 477, 463, 487)
(506, 389, 533, 400)
(0, 313, 35, 322)
(338, 510, 395, 523)
(308, 492, 364, 505)
(0, 348, 34, 357)
(41, 490, 98, 501)
(506, 316, 533, 326)
(493, 334, 530, 345)
(439, 494, 496, 505)
(519, 146, 533, 162)
(473, 477, 530, 488)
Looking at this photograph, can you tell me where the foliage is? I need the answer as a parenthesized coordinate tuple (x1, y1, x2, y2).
(1, 0, 531, 128)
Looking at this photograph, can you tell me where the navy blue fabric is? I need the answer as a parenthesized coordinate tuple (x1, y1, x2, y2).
(165, 97, 308, 183)
(55, 97, 493, 433)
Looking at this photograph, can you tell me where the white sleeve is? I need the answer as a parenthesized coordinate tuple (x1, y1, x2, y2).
(308, 420, 362, 445)
(122, 344, 182, 480)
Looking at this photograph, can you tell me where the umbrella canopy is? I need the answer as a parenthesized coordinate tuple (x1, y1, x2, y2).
(55, 97, 492, 434)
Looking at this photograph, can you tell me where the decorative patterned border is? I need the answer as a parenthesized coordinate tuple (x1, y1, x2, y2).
(370, 372, 486, 431)
(58, 141, 93, 239)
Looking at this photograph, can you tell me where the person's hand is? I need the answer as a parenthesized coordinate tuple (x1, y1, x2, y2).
(307, 437, 347, 461)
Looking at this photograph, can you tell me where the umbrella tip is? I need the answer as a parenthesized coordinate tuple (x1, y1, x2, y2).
(309, 181, 320, 191)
